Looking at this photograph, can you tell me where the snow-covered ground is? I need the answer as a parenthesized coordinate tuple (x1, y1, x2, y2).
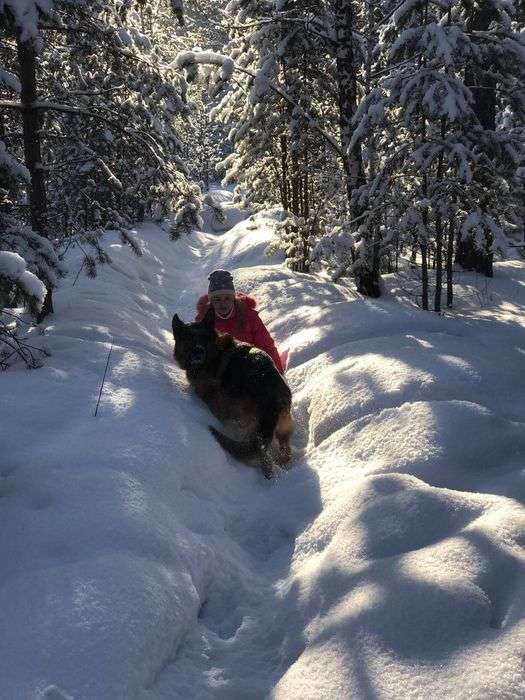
(1, 191, 524, 699)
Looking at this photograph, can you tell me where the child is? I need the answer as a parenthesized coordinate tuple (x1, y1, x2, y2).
(195, 269, 285, 374)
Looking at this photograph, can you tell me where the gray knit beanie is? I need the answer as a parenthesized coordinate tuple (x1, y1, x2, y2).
(208, 269, 235, 297)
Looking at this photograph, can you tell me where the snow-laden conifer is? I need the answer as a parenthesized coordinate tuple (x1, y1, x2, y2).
(343, 0, 525, 309)
(0, 0, 201, 325)
(201, 0, 348, 271)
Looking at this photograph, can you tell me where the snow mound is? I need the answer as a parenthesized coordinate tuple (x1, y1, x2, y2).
(276, 473, 524, 699)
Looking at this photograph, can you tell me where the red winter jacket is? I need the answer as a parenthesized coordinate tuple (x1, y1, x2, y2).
(196, 293, 284, 374)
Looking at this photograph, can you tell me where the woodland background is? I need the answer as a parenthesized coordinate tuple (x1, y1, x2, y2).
(1, 0, 525, 366)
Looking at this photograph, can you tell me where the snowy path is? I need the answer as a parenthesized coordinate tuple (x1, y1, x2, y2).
(1, 195, 525, 699)
(141, 215, 326, 698)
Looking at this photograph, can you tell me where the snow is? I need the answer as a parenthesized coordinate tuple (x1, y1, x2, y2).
(0, 250, 46, 302)
(173, 51, 235, 81)
(0, 68, 21, 94)
(0, 250, 27, 277)
(117, 28, 133, 47)
(0, 140, 30, 182)
(1, 188, 524, 698)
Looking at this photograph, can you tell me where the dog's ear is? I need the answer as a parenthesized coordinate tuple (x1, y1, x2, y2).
(202, 306, 215, 329)
(172, 313, 184, 337)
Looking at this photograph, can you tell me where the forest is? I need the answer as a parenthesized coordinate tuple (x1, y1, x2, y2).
(1, 0, 524, 368)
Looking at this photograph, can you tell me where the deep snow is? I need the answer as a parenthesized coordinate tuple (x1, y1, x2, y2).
(1, 191, 524, 699)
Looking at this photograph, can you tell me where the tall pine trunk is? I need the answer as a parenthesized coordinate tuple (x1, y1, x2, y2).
(333, 0, 380, 297)
(280, 134, 290, 211)
(434, 213, 443, 312)
(291, 149, 300, 217)
(456, 1, 496, 277)
(446, 214, 455, 307)
(333, 0, 364, 209)
(421, 242, 429, 310)
(434, 117, 446, 312)
(16, 31, 52, 320)
(420, 91, 429, 312)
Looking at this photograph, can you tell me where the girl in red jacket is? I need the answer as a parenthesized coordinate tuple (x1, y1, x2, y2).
(195, 269, 285, 374)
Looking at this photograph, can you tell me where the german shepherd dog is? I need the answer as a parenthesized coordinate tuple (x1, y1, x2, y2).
(172, 308, 293, 478)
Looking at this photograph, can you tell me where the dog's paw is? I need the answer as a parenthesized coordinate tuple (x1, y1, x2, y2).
(261, 464, 274, 479)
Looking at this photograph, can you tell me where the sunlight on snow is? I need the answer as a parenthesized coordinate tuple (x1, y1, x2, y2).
(72, 580, 106, 630)
(111, 350, 143, 378)
(321, 582, 385, 628)
(436, 354, 476, 375)
(405, 334, 434, 349)
(349, 403, 440, 467)
(287, 327, 323, 355)
(116, 474, 148, 516)
(103, 383, 136, 414)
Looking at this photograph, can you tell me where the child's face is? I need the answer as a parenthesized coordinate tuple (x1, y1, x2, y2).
(211, 293, 235, 316)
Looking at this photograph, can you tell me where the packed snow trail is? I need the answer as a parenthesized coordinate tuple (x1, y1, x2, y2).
(1, 191, 524, 699)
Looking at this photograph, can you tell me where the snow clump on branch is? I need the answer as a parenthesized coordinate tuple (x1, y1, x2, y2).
(0, 251, 46, 307)
(173, 50, 235, 85)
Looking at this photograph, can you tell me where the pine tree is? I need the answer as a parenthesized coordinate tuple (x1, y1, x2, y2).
(1, 0, 199, 324)
(0, 77, 63, 366)
(0, 1, 65, 335)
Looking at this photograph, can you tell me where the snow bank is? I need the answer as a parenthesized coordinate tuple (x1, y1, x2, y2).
(1, 202, 524, 698)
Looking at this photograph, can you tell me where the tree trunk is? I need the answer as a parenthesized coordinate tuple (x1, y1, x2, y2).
(457, 0, 497, 276)
(465, 2, 497, 132)
(303, 149, 309, 220)
(434, 116, 445, 312)
(446, 214, 454, 307)
(421, 243, 429, 310)
(17, 35, 48, 236)
(280, 134, 290, 212)
(434, 213, 443, 312)
(291, 149, 300, 217)
(333, 0, 365, 210)
(419, 91, 430, 311)
(16, 31, 53, 320)
(333, 0, 379, 296)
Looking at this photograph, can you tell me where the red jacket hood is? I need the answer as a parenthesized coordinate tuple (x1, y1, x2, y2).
(196, 292, 258, 317)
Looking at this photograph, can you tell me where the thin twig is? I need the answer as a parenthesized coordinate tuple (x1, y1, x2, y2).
(72, 259, 86, 286)
(0, 310, 36, 327)
(0, 320, 44, 370)
(94, 342, 114, 417)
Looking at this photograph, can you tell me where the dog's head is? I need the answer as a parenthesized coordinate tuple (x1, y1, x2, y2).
(172, 307, 216, 370)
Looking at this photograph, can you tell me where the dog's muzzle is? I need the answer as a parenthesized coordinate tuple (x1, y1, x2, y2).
(189, 345, 206, 367)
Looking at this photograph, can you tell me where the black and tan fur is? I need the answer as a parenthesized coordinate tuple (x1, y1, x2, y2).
(172, 308, 293, 478)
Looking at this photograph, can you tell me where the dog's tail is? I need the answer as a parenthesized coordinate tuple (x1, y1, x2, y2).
(210, 426, 274, 479)
(209, 426, 260, 460)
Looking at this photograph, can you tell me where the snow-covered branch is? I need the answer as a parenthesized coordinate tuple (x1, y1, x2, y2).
(172, 50, 344, 159)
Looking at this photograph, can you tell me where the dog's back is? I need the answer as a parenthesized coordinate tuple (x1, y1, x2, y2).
(220, 339, 290, 408)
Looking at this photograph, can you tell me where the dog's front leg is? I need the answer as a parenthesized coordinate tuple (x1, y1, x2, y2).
(260, 447, 274, 479)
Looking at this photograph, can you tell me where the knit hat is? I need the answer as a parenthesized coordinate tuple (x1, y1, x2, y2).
(208, 269, 235, 297)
